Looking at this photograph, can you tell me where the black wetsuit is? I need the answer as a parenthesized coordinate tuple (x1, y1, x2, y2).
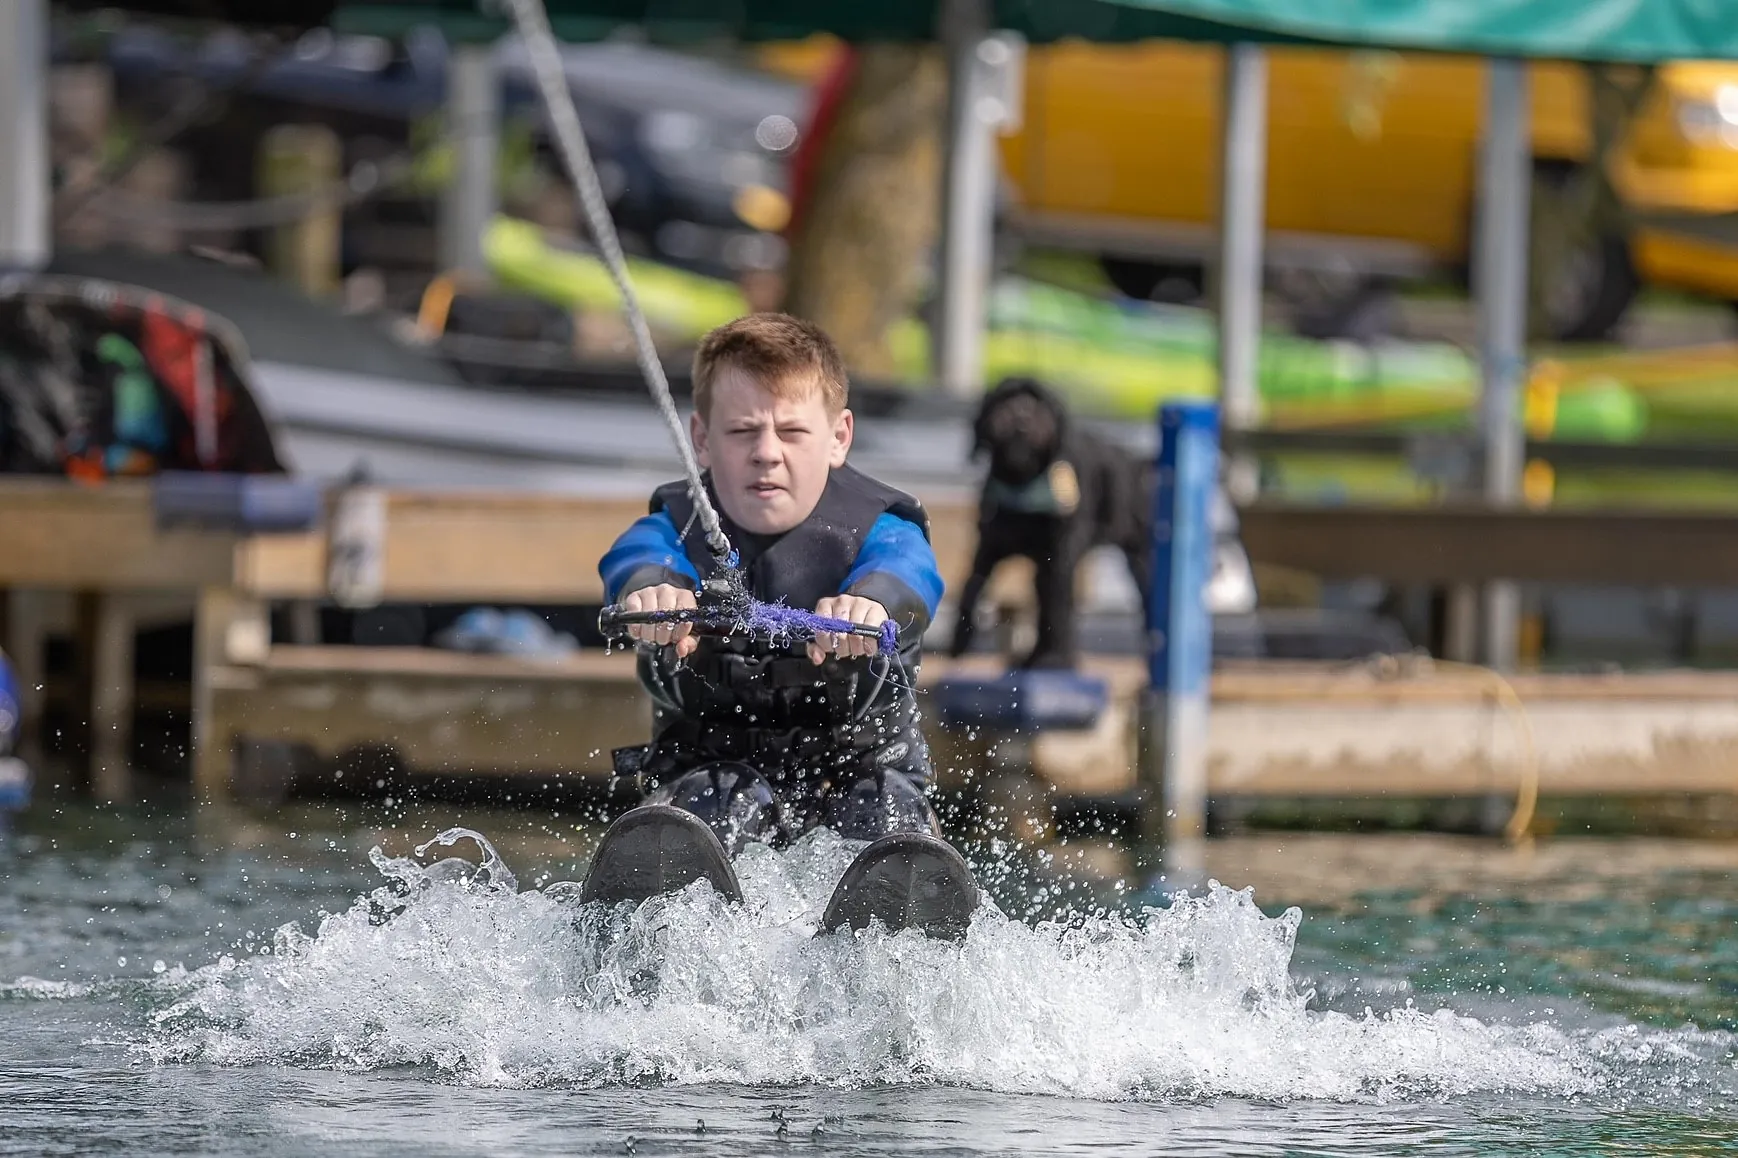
(608, 466, 941, 854)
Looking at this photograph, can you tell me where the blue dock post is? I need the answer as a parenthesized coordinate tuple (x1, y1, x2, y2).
(1141, 401, 1220, 875)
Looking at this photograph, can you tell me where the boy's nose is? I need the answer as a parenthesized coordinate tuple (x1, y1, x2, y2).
(750, 432, 781, 463)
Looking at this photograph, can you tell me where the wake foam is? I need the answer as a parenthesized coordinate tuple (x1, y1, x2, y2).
(137, 828, 1610, 1100)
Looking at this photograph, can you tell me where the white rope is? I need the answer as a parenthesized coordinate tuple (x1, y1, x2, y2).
(498, 0, 732, 563)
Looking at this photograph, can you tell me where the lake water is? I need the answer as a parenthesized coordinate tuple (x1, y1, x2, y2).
(4, 802, 1735, 1155)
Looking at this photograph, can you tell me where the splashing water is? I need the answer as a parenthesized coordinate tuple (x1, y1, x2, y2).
(131, 827, 1622, 1102)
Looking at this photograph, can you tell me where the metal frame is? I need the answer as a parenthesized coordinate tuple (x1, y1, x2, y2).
(0, 0, 48, 271)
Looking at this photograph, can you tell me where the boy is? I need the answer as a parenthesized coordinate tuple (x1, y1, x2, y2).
(599, 313, 945, 858)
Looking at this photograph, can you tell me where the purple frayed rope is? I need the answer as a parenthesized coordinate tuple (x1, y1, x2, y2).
(616, 593, 901, 658)
(742, 599, 902, 658)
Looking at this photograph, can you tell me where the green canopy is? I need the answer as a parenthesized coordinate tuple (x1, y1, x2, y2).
(335, 0, 1738, 61)
(1114, 0, 1738, 63)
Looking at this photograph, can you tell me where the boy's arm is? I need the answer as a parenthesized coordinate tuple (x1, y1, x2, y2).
(599, 511, 700, 603)
(842, 512, 944, 643)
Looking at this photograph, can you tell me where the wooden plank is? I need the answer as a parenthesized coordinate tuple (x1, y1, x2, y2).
(1239, 501, 1738, 586)
(197, 644, 1738, 803)
(250, 645, 1141, 689)
(191, 587, 269, 802)
(246, 650, 1738, 708)
(237, 488, 989, 603)
(1209, 698, 1738, 797)
(1225, 426, 1738, 474)
(76, 592, 134, 804)
(0, 479, 1007, 607)
(25, 477, 1738, 603)
(1210, 661, 1738, 703)
(206, 655, 651, 779)
(260, 644, 637, 681)
(0, 480, 244, 588)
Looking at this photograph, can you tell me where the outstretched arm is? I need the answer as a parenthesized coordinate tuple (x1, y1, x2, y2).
(600, 513, 704, 656)
(599, 511, 700, 603)
(840, 511, 943, 644)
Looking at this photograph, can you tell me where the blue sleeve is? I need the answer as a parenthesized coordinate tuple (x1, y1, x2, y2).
(599, 511, 700, 602)
(843, 512, 944, 634)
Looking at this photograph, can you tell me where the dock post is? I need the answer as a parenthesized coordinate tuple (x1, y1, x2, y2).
(191, 587, 269, 803)
(0, 0, 49, 271)
(936, 0, 1024, 398)
(1139, 401, 1220, 880)
(259, 124, 343, 298)
(75, 592, 135, 804)
(1215, 42, 1268, 504)
(440, 41, 500, 278)
(1476, 57, 1530, 673)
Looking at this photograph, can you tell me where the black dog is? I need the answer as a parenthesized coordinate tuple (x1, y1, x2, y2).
(949, 377, 1151, 669)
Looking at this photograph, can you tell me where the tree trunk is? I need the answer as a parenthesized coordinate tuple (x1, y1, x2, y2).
(781, 44, 946, 379)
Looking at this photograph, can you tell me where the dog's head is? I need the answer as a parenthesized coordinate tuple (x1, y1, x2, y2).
(971, 376, 1068, 486)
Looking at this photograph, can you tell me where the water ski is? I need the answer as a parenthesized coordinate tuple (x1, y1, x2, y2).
(820, 832, 979, 941)
(580, 804, 742, 906)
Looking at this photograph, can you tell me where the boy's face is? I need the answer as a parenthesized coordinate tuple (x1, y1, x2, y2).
(692, 365, 852, 535)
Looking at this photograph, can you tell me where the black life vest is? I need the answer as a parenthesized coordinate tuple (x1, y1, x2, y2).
(637, 465, 929, 753)
(652, 464, 928, 609)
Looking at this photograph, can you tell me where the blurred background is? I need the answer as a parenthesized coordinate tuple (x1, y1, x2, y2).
(7, 0, 1738, 838)
(10, 10, 1738, 1148)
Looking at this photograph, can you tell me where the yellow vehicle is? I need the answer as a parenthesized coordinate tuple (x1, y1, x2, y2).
(764, 40, 1738, 342)
(1006, 43, 1738, 341)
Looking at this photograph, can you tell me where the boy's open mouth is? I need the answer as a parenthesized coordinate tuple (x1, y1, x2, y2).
(748, 482, 785, 497)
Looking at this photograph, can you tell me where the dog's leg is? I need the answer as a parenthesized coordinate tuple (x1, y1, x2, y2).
(948, 532, 1011, 658)
(1121, 459, 1157, 618)
(1024, 539, 1079, 670)
(1121, 523, 1153, 613)
(949, 569, 990, 658)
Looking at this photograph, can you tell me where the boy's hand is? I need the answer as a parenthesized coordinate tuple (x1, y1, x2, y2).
(808, 595, 889, 665)
(623, 584, 699, 658)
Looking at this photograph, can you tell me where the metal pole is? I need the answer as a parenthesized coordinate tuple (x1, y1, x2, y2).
(1477, 58, 1530, 671)
(0, 0, 50, 270)
(440, 42, 500, 277)
(936, 0, 1023, 398)
(1140, 401, 1220, 881)
(1216, 44, 1268, 462)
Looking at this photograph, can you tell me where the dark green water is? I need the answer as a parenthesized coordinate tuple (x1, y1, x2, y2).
(3, 803, 1734, 1156)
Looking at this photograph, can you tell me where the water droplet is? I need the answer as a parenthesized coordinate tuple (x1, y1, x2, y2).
(156, 884, 172, 900)
(117, 956, 127, 967)
(152, 960, 166, 974)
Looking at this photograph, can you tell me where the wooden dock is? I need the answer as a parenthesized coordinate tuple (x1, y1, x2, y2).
(0, 479, 1003, 801)
(6, 478, 1738, 813)
(195, 647, 1738, 817)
